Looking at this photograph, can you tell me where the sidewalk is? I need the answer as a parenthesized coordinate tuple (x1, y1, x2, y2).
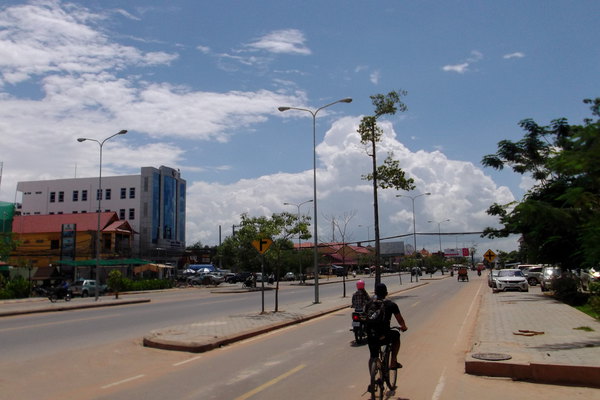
(2, 275, 599, 388)
(465, 286, 600, 388)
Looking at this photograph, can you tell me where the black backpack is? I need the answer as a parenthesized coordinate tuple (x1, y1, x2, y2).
(364, 299, 387, 336)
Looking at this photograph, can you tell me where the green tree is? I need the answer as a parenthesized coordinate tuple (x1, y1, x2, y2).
(107, 269, 126, 299)
(358, 91, 416, 284)
(481, 98, 600, 268)
(217, 212, 311, 311)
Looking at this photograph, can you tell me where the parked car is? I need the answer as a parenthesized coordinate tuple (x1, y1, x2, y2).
(493, 269, 528, 293)
(70, 279, 106, 297)
(188, 273, 224, 286)
(579, 267, 599, 291)
(540, 266, 563, 292)
(522, 266, 543, 286)
(284, 272, 296, 281)
(487, 270, 500, 288)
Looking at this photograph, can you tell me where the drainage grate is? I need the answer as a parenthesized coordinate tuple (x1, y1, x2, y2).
(471, 352, 512, 361)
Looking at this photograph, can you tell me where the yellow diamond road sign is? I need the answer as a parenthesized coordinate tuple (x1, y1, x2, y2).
(252, 238, 273, 254)
(483, 249, 497, 263)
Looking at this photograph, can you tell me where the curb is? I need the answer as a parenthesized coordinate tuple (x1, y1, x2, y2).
(465, 357, 600, 388)
(0, 298, 151, 317)
(143, 303, 350, 353)
(142, 282, 429, 353)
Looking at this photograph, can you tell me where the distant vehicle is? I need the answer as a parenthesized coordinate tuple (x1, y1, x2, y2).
(284, 272, 296, 281)
(540, 266, 563, 292)
(487, 270, 499, 288)
(579, 267, 600, 291)
(493, 269, 528, 293)
(188, 273, 224, 286)
(522, 266, 543, 286)
(70, 279, 106, 297)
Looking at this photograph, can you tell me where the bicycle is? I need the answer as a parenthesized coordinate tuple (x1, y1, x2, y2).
(368, 327, 401, 400)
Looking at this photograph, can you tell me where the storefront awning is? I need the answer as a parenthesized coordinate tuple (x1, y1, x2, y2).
(57, 258, 151, 267)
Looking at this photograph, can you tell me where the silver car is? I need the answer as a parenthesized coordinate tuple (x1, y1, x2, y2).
(493, 269, 528, 293)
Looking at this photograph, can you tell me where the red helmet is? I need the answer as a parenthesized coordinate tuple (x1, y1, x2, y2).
(356, 280, 365, 290)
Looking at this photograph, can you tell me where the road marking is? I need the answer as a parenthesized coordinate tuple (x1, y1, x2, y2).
(101, 374, 145, 389)
(410, 301, 421, 308)
(173, 355, 203, 366)
(234, 364, 305, 400)
(432, 367, 447, 400)
(453, 282, 482, 349)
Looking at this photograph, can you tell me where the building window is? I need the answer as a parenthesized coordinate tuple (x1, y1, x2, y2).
(120, 188, 126, 199)
(119, 209, 125, 220)
(97, 189, 102, 201)
(82, 190, 88, 201)
(105, 188, 111, 200)
(129, 187, 136, 199)
(72, 190, 79, 202)
(50, 240, 59, 249)
(81, 210, 87, 213)
(129, 208, 135, 220)
(58, 191, 64, 202)
(50, 192, 56, 203)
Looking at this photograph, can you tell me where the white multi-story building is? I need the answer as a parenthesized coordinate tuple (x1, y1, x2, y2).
(16, 166, 186, 257)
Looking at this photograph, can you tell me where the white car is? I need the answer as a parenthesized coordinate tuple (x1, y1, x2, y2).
(493, 269, 529, 293)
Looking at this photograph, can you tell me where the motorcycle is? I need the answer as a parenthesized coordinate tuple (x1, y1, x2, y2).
(477, 269, 482, 276)
(48, 286, 72, 302)
(351, 310, 368, 345)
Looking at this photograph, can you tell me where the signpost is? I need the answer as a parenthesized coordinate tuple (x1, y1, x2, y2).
(483, 249, 497, 264)
(252, 237, 273, 313)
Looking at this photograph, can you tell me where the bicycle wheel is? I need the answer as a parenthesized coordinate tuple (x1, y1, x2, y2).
(383, 348, 397, 390)
(369, 358, 384, 400)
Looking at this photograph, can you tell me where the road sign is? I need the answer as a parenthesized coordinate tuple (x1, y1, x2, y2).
(252, 238, 273, 254)
(483, 249, 497, 263)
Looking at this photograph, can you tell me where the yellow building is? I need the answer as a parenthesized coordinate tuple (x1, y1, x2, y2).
(10, 212, 135, 281)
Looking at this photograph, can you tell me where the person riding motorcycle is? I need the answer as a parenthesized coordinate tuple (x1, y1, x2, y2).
(366, 283, 408, 370)
(351, 280, 370, 311)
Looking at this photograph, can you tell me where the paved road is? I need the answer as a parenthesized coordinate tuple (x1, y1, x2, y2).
(2, 272, 599, 390)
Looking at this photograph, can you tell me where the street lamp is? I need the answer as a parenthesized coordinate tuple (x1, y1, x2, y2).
(278, 98, 352, 303)
(428, 219, 450, 254)
(77, 129, 127, 300)
(284, 199, 313, 283)
(396, 192, 431, 256)
(358, 224, 373, 243)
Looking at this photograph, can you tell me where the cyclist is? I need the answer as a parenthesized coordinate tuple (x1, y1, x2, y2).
(367, 283, 408, 370)
(351, 280, 370, 311)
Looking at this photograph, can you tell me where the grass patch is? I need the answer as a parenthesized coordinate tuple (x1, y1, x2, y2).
(573, 326, 594, 332)
(575, 303, 600, 320)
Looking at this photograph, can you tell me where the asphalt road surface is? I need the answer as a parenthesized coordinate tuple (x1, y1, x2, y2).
(1, 275, 597, 399)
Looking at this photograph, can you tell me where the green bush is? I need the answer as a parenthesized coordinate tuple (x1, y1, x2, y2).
(115, 278, 173, 292)
(553, 276, 588, 306)
(0, 276, 30, 299)
(588, 282, 600, 318)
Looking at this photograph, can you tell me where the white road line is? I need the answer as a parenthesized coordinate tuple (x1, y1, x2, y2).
(431, 367, 447, 400)
(101, 374, 145, 389)
(173, 355, 203, 367)
(234, 364, 305, 400)
(454, 282, 482, 349)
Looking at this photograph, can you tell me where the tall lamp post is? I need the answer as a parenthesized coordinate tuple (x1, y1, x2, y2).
(428, 219, 450, 254)
(77, 130, 127, 300)
(396, 192, 431, 257)
(278, 98, 352, 303)
(284, 199, 313, 283)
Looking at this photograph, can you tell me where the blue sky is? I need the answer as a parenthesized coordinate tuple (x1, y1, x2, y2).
(1, 0, 598, 255)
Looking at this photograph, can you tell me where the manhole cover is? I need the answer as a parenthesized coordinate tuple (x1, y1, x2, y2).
(471, 353, 512, 361)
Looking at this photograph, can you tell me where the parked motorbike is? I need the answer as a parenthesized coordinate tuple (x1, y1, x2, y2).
(351, 310, 368, 345)
(477, 270, 482, 276)
(48, 286, 72, 302)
